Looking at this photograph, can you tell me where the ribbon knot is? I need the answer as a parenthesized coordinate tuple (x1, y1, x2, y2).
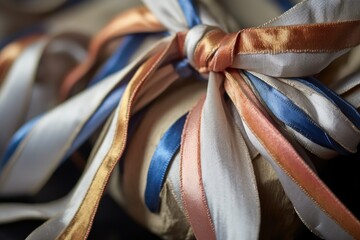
(181, 25, 239, 73)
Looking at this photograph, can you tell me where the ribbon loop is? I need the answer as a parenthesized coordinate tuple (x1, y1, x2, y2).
(183, 24, 238, 73)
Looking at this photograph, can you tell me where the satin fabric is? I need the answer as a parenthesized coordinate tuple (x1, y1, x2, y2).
(0, 0, 359, 239)
(0, 34, 161, 196)
(0, 40, 47, 156)
(199, 73, 261, 239)
(143, 0, 360, 239)
(0, 33, 87, 157)
(28, 0, 360, 236)
(145, 113, 187, 213)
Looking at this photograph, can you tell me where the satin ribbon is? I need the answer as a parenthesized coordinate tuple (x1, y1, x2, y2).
(0, 39, 48, 156)
(3, 0, 359, 239)
(244, 71, 352, 155)
(0, 39, 185, 199)
(59, 6, 165, 100)
(0, 116, 41, 172)
(142, 8, 200, 215)
(180, 96, 216, 240)
(245, 72, 360, 157)
(297, 76, 360, 129)
(145, 113, 187, 212)
(88, 33, 147, 87)
(0, 32, 146, 168)
(224, 70, 360, 239)
(172, 0, 360, 239)
(26, 37, 181, 239)
(0, 33, 87, 163)
(0, 31, 163, 196)
(0, 51, 141, 196)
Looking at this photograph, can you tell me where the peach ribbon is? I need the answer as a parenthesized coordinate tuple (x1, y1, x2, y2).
(180, 96, 216, 240)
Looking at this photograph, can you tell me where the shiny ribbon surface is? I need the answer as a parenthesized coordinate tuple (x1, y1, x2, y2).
(0, 0, 359, 239)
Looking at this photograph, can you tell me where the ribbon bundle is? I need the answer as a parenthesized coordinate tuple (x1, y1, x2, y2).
(0, 0, 360, 239)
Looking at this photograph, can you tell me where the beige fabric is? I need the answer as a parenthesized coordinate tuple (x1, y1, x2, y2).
(319, 46, 360, 87)
(253, 154, 302, 240)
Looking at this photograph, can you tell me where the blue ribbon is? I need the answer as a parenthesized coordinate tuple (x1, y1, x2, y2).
(63, 85, 127, 160)
(0, 33, 147, 168)
(145, 113, 187, 212)
(88, 34, 146, 87)
(0, 116, 41, 172)
(0, 33, 187, 171)
(294, 77, 360, 129)
(178, 0, 201, 28)
(243, 71, 350, 155)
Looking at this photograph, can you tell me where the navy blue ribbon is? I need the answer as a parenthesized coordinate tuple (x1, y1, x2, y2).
(243, 71, 350, 155)
(145, 113, 187, 212)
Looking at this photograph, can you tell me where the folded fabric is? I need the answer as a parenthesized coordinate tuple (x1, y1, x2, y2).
(0, 0, 359, 239)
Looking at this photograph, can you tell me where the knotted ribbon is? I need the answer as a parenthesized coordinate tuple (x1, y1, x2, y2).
(1, 0, 360, 239)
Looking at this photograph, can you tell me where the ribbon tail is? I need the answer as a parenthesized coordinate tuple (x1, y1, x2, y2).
(26, 36, 181, 239)
(224, 70, 360, 240)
